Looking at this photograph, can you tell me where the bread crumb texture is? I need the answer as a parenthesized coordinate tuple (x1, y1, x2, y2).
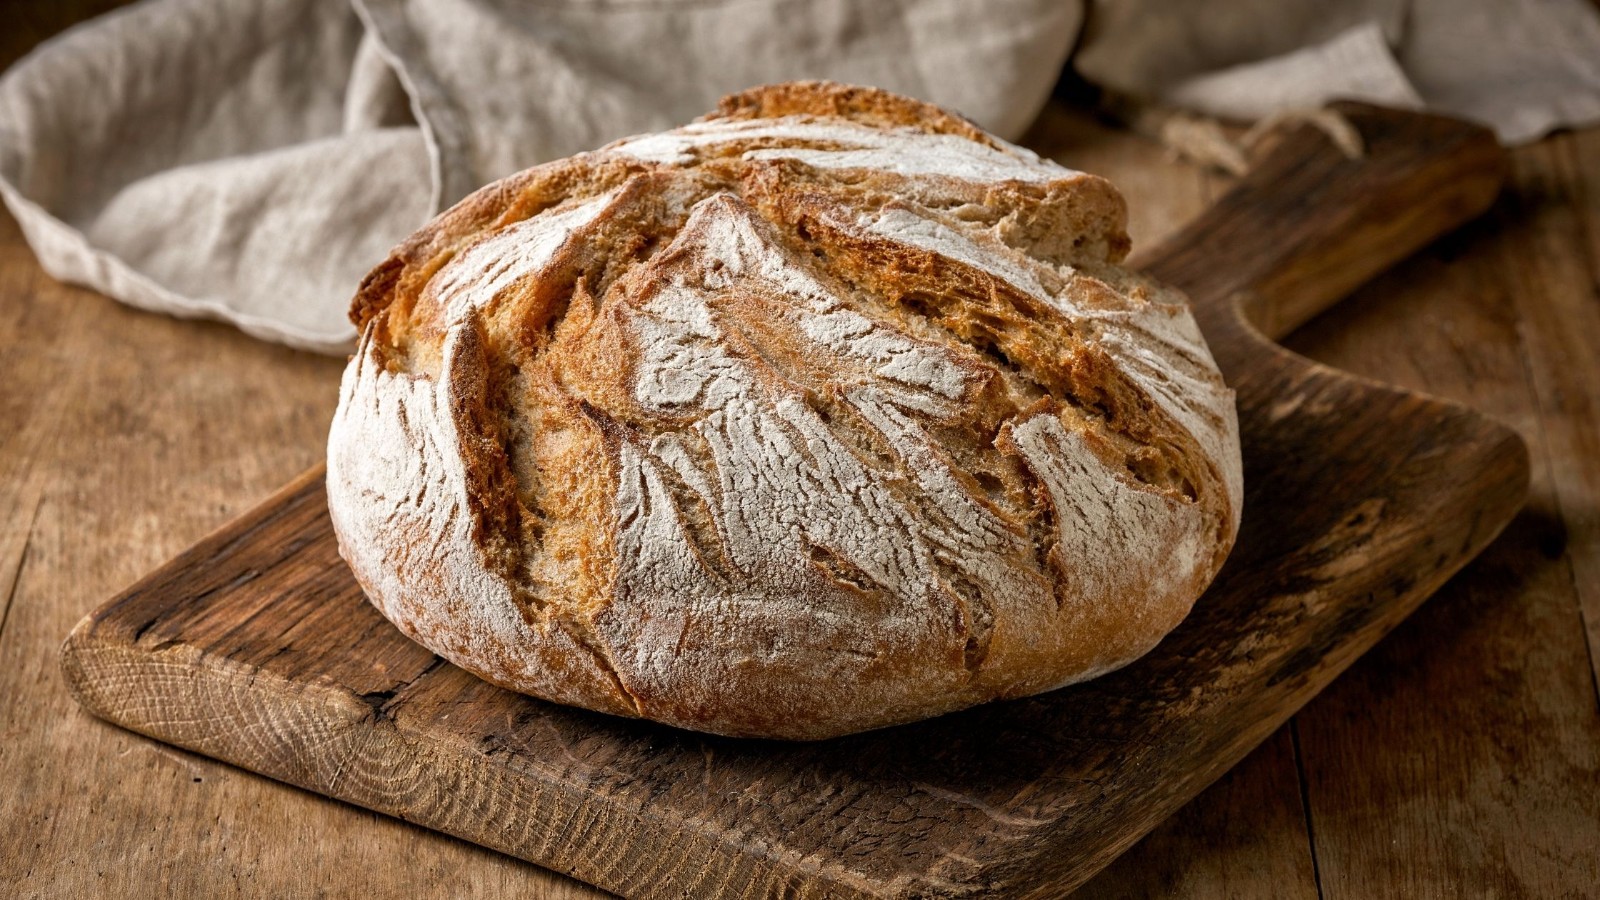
(327, 82, 1243, 740)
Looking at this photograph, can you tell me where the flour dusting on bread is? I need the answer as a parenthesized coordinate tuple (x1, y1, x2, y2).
(328, 81, 1242, 739)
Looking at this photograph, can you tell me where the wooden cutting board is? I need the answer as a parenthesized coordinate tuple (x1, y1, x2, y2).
(61, 105, 1526, 899)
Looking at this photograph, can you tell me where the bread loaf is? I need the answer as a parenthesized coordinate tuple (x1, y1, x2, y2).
(327, 82, 1242, 740)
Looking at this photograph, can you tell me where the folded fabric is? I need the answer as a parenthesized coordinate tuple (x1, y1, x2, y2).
(0, 0, 1081, 352)
(3, 0, 1598, 353)
(1076, 0, 1600, 143)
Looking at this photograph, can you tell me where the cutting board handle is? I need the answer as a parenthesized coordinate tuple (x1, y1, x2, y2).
(1133, 102, 1509, 341)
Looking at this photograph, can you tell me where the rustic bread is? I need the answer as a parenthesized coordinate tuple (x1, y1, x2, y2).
(326, 81, 1243, 740)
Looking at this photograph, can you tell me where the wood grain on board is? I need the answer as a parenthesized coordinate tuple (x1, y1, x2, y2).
(53, 106, 1532, 898)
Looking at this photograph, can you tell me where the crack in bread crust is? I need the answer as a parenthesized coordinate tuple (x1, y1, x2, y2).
(328, 81, 1242, 740)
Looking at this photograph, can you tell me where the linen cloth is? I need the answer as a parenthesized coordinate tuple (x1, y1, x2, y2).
(1, 0, 1596, 352)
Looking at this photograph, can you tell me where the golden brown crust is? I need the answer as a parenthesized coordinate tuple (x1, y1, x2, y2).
(710, 79, 1003, 149)
(327, 82, 1242, 740)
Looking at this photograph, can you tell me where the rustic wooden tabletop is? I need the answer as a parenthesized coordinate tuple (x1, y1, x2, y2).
(2, 4, 1597, 898)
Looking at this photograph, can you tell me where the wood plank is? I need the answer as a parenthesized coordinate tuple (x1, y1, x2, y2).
(1278, 132, 1600, 898)
(1507, 133, 1600, 696)
(56, 106, 1528, 898)
(1077, 728, 1322, 899)
(0, 212, 81, 643)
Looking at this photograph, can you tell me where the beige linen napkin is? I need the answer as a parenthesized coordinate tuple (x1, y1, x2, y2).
(1076, 0, 1600, 143)
(0, 0, 1081, 352)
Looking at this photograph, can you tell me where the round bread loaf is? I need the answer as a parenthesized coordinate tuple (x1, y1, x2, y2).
(327, 82, 1242, 740)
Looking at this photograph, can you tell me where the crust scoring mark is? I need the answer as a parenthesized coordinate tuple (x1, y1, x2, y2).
(327, 326, 644, 716)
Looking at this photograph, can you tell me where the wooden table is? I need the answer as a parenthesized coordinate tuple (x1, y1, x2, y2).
(3, 6, 1597, 897)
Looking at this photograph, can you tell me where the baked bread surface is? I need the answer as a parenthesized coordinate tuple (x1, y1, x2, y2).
(327, 81, 1243, 740)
